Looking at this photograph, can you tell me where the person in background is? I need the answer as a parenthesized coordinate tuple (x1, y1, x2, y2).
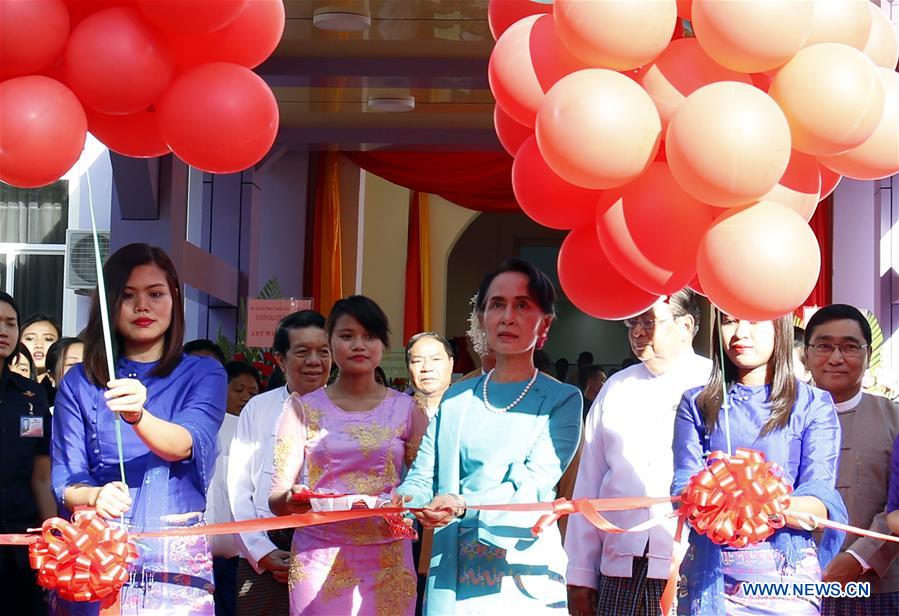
(576, 351, 594, 390)
(227, 310, 332, 615)
(672, 313, 845, 615)
(45, 337, 85, 389)
(208, 362, 261, 616)
(397, 258, 582, 614)
(803, 304, 899, 616)
(566, 291, 710, 616)
(579, 366, 607, 419)
(556, 357, 571, 383)
(887, 435, 899, 536)
(405, 331, 455, 612)
(405, 331, 454, 419)
(269, 296, 427, 615)
(184, 338, 227, 365)
(51, 243, 227, 615)
(20, 313, 60, 402)
(0, 292, 55, 616)
(10, 342, 36, 380)
(793, 326, 813, 383)
(375, 365, 388, 388)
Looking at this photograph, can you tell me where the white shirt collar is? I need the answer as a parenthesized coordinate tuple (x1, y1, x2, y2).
(835, 389, 863, 413)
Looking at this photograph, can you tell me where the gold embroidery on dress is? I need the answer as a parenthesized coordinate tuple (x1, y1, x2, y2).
(339, 517, 388, 545)
(342, 468, 385, 496)
(304, 407, 323, 441)
(287, 553, 308, 592)
(375, 542, 416, 616)
(306, 455, 324, 489)
(383, 449, 399, 489)
(272, 437, 295, 484)
(322, 551, 360, 598)
(346, 423, 397, 457)
(404, 438, 421, 468)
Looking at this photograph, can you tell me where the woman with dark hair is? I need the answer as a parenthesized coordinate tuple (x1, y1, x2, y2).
(45, 337, 85, 391)
(0, 292, 55, 615)
(10, 342, 36, 379)
(51, 243, 226, 615)
(672, 313, 846, 615)
(395, 258, 583, 614)
(269, 295, 428, 615)
(20, 313, 61, 401)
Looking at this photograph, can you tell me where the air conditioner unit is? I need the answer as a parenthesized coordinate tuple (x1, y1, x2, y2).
(65, 229, 109, 292)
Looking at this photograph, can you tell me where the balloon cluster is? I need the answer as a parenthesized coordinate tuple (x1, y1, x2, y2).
(678, 448, 791, 549)
(490, 0, 899, 320)
(29, 509, 139, 606)
(0, 0, 285, 188)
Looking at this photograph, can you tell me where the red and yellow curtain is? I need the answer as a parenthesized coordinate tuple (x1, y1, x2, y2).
(311, 151, 344, 314)
(404, 191, 432, 343)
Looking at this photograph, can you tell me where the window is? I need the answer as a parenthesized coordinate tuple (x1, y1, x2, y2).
(0, 181, 68, 324)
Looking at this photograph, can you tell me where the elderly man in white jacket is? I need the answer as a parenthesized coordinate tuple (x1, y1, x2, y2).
(565, 290, 711, 616)
(226, 311, 331, 615)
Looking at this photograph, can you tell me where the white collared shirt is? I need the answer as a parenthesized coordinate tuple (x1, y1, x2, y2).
(565, 352, 712, 586)
(226, 386, 290, 572)
(207, 412, 240, 557)
(835, 389, 864, 413)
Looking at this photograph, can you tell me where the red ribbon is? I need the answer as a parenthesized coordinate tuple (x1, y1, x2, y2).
(28, 510, 138, 607)
(678, 447, 791, 549)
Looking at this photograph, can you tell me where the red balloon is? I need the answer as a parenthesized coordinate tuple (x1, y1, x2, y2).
(164, 0, 284, 69)
(86, 108, 170, 158)
(65, 7, 174, 115)
(697, 201, 821, 321)
(761, 150, 821, 222)
(513, 136, 602, 230)
(66, 0, 135, 24)
(558, 226, 658, 320)
(687, 274, 706, 297)
(818, 166, 842, 201)
(137, 0, 247, 34)
(596, 162, 717, 295)
(488, 13, 587, 128)
(0, 0, 70, 79)
(0, 76, 86, 188)
(494, 105, 533, 156)
(158, 63, 279, 174)
(488, 0, 552, 40)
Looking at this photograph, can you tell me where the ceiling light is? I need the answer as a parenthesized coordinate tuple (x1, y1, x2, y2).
(312, 7, 371, 32)
(367, 96, 416, 112)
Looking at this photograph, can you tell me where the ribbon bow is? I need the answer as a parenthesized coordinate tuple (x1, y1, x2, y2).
(679, 447, 791, 548)
(28, 510, 138, 607)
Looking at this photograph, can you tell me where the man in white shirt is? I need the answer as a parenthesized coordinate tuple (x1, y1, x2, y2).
(565, 290, 711, 616)
(226, 311, 331, 615)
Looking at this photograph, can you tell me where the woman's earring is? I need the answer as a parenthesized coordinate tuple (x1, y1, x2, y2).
(536, 332, 547, 350)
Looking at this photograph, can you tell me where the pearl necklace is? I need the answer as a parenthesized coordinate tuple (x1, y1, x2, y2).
(481, 368, 539, 414)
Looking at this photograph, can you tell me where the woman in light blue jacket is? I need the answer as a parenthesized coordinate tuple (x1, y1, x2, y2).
(397, 258, 582, 614)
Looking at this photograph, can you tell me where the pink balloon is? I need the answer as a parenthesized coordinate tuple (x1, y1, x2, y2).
(558, 226, 658, 320)
(0, 76, 86, 188)
(488, 14, 587, 128)
(697, 201, 821, 320)
(596, 162, 718, 295)
(0, 0, 70, 79)
(513, 136, 602, 230)
(494, 105, 533, 156)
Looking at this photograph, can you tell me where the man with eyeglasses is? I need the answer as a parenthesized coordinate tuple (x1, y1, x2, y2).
(565, 290, 711, 616)
(804, 304, 899, 616)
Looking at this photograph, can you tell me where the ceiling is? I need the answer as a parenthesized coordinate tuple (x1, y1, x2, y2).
(258, 0, 500, 151)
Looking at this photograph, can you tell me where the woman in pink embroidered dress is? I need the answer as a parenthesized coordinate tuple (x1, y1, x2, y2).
(269, 295, 428, 615)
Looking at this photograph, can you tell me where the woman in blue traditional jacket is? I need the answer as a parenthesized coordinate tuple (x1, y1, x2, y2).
(396, 258, 583, 614)
(51, 244, 226, 615)
(672, 313, 847, 615)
